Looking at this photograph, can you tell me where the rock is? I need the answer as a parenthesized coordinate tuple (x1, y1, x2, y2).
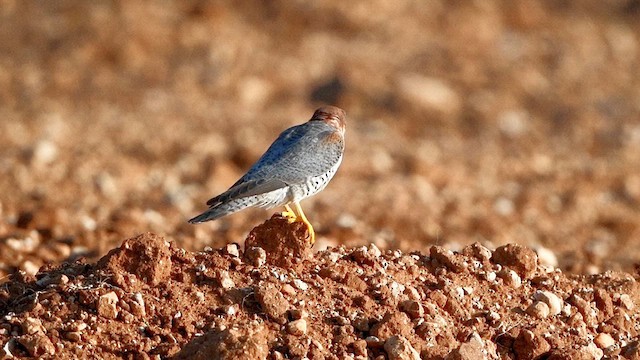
(618, 294, 634, 310)
(535, 247, 558, 268)
(286, 319, 307, 335)
(174, 322, 269, 360)
(370, 312, 412, 340)
(492, 244, 538, 279)
(218, 270, 235, 289)
(400, 300, 424, 319)
(534, 290, 563, 316)
(224, 243, 240, 257)
(18, 334, 55, 357)
(498, 269, 522, 288)
(97, 233, 172, 290)
(594, 333, 615, 349)
(244, 215, 311, 268)
(446, 333, 486, 360)
(513, 329, 550, 359)
(255, 283, 289, 324)
(244, 247, 266, 267)
(21, 318, 45, 335)
(98, 291, 119, 319)
(430, 246, 466, 273)
(526, 301, 550, 319)
(384, 335, 420, 360)
(65, 332, 82, 342)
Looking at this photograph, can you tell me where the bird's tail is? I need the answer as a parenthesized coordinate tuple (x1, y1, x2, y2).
(188, 198, 259, 224)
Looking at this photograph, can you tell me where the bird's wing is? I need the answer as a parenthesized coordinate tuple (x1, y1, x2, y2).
(206, 178, 288, 206)
(205, 121, 343, 206)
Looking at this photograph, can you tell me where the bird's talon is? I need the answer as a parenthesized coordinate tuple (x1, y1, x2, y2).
(281, 211, 297, 223)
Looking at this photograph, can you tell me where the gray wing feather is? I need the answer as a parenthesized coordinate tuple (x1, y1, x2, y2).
(204, 121, 343, 205)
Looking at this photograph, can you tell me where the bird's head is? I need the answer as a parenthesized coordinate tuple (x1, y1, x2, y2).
(311, 106, 346, 136)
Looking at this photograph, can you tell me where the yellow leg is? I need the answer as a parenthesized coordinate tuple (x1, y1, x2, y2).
(294, 202, 315, 245)
(281, 204, 297, 223)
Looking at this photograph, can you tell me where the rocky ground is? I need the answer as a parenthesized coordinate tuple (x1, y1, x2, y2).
(1, 0, 640, 359)
(2, 219, 640, 359)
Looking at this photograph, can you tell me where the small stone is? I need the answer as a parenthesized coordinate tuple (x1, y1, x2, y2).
(535, 247, 558, 268)
(384, 335, 420, 360)
(292, 279, 308, 291)
(492, 244, 538, 279)
(22, 318, 45, 335)
(36, 274, 69, 287)
(245, 247, 267, 267)
(365, 336, 384, 348)
(65, 332, 82, 342)
(400, 300, 424, 319)
(485, 271, 497, 282)
(353, 339, 368, 356)
(534, 291, 563, 316)
(430, 246, 466, 273)
(281, 284, 296, 296)
(526, 301, 550, 319)
(499, 269, 522, 288)
(371, 312, 412, 340)
(618, 294, 634, 310)
(255, 283, 289, 324)
(98, 292, 119, 319)
(594, 333, 615, 349)
(18, 334, 55, 356)
(446, 333, 485, 360)
(224, 243, 240, 257)
(462, 243, 493, 261)
(218, 270, 235, 289)
(286, 319, 307, 335)
(131, 293, 146, 317)
(289, 309, 308, 320)
(20, 261, 40, 277)
(514, 329, 550, 359)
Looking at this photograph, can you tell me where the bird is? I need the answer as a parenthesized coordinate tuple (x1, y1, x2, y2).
(189, 106, 346, 245)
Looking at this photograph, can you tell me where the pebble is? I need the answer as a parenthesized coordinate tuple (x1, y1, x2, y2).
(400, 300, 424, 319)
(292, 279, 308, 291)
(286, 319, 307, 335)
(21, 318, 45, 335)
(499, 269, 522, 288)
(533, 290, 563, 316)
(618, 294, 634, 310)
(526, 301, 550, 319)
(594, 333, 615, 349)
(65, 331, 82, 342)
(447, 332, 485, 360)
(492, 244, 538, 279)
(19, 334, 56, 356)
(224, 243, 240, 257)
(535, 247, 558, 268)
(218, 270, 235, 289)
(245, 247, 267, 267)
(97, 292, 119, 319)
(384, 335, 420, 360)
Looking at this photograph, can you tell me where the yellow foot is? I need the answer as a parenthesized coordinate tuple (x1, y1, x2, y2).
(293, 202, 316, 246)
(281, 205, 297, 223)
(305, 222, 316, 246)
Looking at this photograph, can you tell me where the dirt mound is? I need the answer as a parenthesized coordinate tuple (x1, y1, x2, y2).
(1, 218, 639, 359)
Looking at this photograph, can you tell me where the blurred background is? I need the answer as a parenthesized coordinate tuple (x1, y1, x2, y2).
(1, 0, 640, 279)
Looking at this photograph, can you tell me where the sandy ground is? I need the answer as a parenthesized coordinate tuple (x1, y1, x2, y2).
(2, 1, 640, 359)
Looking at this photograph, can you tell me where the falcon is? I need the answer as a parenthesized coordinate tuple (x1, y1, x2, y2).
(189, 106, 346, 245)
